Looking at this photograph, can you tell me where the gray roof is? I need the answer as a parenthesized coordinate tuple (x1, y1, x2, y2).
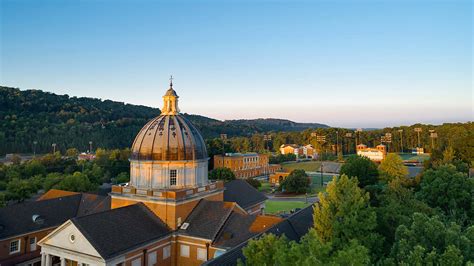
(71, 203, 170, 260)
(204, 205, 314, 266)
(0, 194, 110, 240)
(213, 212, 259, 249)
(224, 180, 267, 210)
(178, 200, 233, 240)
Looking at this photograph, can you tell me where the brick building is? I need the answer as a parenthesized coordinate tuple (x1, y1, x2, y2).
(356, 144, 387, 162)
(213, 153, 279, 179)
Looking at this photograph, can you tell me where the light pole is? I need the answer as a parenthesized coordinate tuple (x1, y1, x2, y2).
(263, 134, 271, 151)
(33, 141, 37, 157)
(220, 134, 227, 156)
(89, 141, 93, 154)
(384, 132, 392, 152)
(429, 130, 437, 152)
(398, 129, 403, 153)
(335, 130, 339, 156)
(345, 132, 353, 154)
(52, 143, 57, 154)
(316, 135, 326, 188)
(414, 128, 422, 148)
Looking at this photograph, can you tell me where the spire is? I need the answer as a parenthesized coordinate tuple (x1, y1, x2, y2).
(161, 76, 180, 115)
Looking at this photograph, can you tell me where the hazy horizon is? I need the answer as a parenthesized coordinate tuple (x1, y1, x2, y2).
(1, 0, 472, 128)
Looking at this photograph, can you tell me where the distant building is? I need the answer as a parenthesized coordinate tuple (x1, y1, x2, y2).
(280, 144, 316, 159)
(356, 144, 387, 162)
(269, 172, 291, 186)
(213, 153, 279, 179)
(77, 152, 95, 161)
(280, 144, 300, 156)
(412, 147, 425, 154)
(302, 144, 316, 158)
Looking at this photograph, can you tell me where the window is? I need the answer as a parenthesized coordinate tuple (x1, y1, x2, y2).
(170, 169, 177, 186)
(148, 251, 157, 266)
(197, 248, 207, 261)
(9, 239, 20, 254)
(131, 258, 141, 266)
(29, 237, 37, 251)
(180, 244, 190, 257)
(163, 245, 171, 259)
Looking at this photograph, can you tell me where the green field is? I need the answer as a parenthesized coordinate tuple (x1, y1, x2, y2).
(281, 161, 322, 172)
(265, 200, 311, 214)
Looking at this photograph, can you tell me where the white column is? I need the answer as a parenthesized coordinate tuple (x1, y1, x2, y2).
(60, 257, 66, 266)
(45, 254, 51, 266)
(41, 252, 46, 266)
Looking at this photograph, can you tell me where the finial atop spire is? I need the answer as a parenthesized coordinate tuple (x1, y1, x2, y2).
(169, 75, 174, 88)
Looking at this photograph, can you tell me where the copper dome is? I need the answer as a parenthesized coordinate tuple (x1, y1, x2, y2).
(131, 83, 207, 161)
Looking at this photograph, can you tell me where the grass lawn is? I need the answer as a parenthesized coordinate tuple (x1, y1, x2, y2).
(281, 161, 322, 172)
(259, 182, 273, 193)
(265, 200, 311, 214)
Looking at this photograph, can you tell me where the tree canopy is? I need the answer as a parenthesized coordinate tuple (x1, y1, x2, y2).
(340, 155, 379, 187)
(280, 169, 310, 193)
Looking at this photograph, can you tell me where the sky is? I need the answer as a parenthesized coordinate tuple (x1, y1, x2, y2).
(1, 0, 472, 128)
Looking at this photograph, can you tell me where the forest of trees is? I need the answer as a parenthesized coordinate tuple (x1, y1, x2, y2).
(240, 152, 474, 265)
(0, 86, 327, 155)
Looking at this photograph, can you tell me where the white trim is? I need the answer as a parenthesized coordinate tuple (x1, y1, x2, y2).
(110, 189, 224, 206)
(9, 238, 21, 254)
(172, 240, 207, 248)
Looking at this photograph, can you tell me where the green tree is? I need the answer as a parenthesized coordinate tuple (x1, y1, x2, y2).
(314, 175, 382, 255)
(114, 172, 130, 184)
(65, 148, 79, 157)
(55, 172, 96, 192)
(378, 153, 408, 182)
(43, 172, 63, 191)
(240, 230, 371, 266)
(209, 167, 236, 181)
(241, 233, 290, 266)
(340, 155, 379, 187)
(416, 165, 473, 225)
(6, 178, 34, 201)
(390, 213, 473, 264)
(376, 178, 434, 255)
(280, 169, 310, 194)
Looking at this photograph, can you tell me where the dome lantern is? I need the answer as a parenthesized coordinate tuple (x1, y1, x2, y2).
(161, 75, 180, 115)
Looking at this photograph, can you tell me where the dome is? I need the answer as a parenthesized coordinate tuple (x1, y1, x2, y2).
(130, 82, 207, 161)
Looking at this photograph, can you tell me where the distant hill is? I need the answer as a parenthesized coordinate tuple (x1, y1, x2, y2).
(0, 86, 328, 155)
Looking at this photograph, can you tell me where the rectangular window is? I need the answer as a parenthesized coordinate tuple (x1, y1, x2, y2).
(197, 248, 207, 261)
(163, 245, 171, 259)
(180, 244, 190, 258)
(29, 237, 37, 251)
(148, 251, 157, 266)
(9, 239, 20, 254)
(170, 169, 177, 186)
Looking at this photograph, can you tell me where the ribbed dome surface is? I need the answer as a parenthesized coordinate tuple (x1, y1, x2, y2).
(131, 114, 207, 161)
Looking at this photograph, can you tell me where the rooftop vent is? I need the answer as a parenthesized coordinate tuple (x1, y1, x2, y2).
(32, 214, 44, 225)
(180, 222, 190, 230)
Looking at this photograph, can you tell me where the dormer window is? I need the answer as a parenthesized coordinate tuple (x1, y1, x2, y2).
(170, 170, 177, 186)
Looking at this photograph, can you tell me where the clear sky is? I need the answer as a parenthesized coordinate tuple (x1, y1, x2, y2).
(1, 0, 472, 128)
